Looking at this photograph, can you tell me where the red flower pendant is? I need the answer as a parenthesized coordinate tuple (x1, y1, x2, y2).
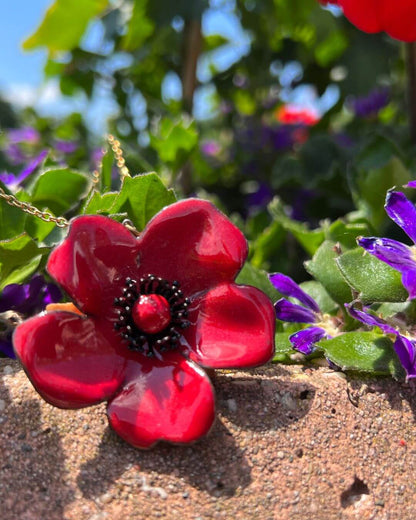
(13, 199, 275, 448)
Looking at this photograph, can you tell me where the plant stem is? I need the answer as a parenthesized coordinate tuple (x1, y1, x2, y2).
(406, 42, 416, 145)
(177, 19, 202, 196)
(182, 19, 202, 114)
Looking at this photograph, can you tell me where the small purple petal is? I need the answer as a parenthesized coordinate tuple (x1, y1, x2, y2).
(406, 180, 416, 189)
(289, 326, 327, 355)
(246, 182, 273, 211)
(385, 191, 416, 244)
(274, 298, 316, 323)
(269, 273, 320, 312)
(0, 172, 18, 186)
(0, 284, 26, 312)
(345, 304, 397, 335)
(43, 283, 62, 306)
(401, 269, 416, 300)
(54, 140, 78, 154)
(16, 149, 48, 184)
(358, 237, 416, 272)
(0, 339, 15, 359)
(393, 335, 416, 380)
(7, 127, 40, 144)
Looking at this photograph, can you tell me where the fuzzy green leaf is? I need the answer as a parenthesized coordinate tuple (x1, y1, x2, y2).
(318, 332, 404, 378)
(336, 248, 408, 303)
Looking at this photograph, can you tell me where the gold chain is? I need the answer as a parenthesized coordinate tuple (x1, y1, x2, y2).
(107, 134, 130, 180)
(0, 189, 69, 227)
(0, 134, 130, 228)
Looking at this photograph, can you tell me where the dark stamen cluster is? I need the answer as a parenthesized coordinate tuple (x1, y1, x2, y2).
(113, 274, 191, 357)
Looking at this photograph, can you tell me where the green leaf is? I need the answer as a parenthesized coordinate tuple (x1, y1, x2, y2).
(353, 138, 411, 229)
(318, 332, 404, 378)
(326, 219, 372, 249)
(83, 191, 119, 215)
(336, 248, 408, 303)
(0, 234, 46, 289)
(122, 0, 154, 51)
(23, 0, 108, 54)
(299, 280, 338, 314)
(0, 194, 27, 240)
(25, 216, 56, 243)
(314, 30, 348, 67)
(269, 198, 324, 256)
(250, 221, 286, 268)
(236, 262, 280, 303)
(305, 240, 352, 305)
(355, 135, 401, 171)
(273, 332, 298, 363)
(114, 174, 177, 231)
(151, 118, 198, 165)
(30, 168, 90, 215)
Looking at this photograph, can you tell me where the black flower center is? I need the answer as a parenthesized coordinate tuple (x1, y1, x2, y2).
(113, 274, 191, 357)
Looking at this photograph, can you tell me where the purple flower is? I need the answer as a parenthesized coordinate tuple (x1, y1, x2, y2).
(54, 140, 78, 154)
(346, 304, 416, 381)
(349, 88, 390, 118)
(0, 150, 48, 189)
(0, 275, 62, 358)
(246, 182, 273, 212)
(201, 140, 221, 157)
(7, 127, 40, 144)
(358, 190, 416, 299)
(269, 273, 338, 354)
(4, 143, 26, 165)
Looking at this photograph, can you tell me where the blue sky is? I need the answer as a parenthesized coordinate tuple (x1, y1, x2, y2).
(1, 0, 50, 91)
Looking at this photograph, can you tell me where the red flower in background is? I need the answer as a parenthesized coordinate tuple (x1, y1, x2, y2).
(13, 199, 275, 449)
(320, 0, 416, 42)
(276, 105, 320, 126)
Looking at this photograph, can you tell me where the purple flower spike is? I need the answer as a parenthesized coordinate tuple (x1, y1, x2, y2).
(357, 190, 416, 300)
(269, 273, 320, 312)
(393, 336, 416, 380)
(358, 237, 416, 271)
(7, 127, 40, 144)
(17, 149, 48, 184)
(346, 304, 416, 381)
(289, 326, 327, 355)
(385, 191, 416, 243)
(345, 304, 397, 335)
(274, 299, 316, 323)
(270, 272, 337, 357)
(0, 150, 48, 189)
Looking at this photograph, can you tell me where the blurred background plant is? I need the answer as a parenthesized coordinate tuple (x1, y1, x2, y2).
(1, 0, 416, 377)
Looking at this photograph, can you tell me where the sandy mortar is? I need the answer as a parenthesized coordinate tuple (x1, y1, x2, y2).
(1, 358, 415, 520)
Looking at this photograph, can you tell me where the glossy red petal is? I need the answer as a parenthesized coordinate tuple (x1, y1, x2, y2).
(339, 0, 382, 34)
(13, 312, 127, 408)
(380, 0, 416, 42)
(337, 0, 416, 42)
(47, 216, 140, 316)
(137, 199, 248, 295)
(107, 354, 216, 448)
(184, 283, 275, 369)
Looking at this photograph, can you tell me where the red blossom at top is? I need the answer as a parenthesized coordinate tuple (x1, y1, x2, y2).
(13, 199, 275, 449)
(319, 0, 416, 42)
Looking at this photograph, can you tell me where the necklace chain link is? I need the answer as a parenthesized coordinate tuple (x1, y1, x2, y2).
(0, 134, 130, 228)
